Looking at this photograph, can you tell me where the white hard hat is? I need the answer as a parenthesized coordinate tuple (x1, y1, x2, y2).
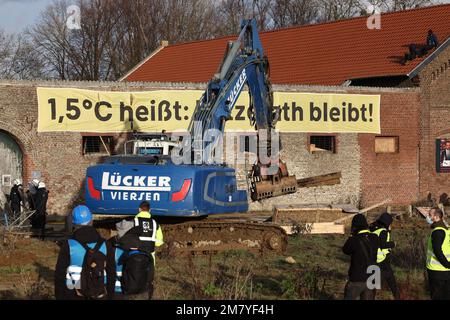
(13, 179, 22, 186)
(38, 181, 46, 189)
(32, 179, 40, 187)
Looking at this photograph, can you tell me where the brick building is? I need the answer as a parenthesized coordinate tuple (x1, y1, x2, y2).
(121, 4, 450, 208)
(0, 5, 448, 214)
(0, 81, 421, 214)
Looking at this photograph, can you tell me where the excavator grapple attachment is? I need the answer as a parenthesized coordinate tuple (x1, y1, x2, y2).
(249, 160, 297, 201)
(251, 176, 297, 201)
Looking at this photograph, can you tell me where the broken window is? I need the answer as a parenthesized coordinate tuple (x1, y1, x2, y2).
(375, 136, 399, 154)
(82, 136, 113, 155)
(309, 135, 336, 153)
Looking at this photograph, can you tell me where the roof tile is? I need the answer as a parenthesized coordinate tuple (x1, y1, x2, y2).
(124, 4, 450, 85)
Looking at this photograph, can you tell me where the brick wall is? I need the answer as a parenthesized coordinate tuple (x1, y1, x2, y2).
(0, 80, 422, 214)
(418, 44, 450, 200)
(358, 92, 421, 206)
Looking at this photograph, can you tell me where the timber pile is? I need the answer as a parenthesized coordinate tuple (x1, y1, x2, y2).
(272, 205, 349, 235)
(273, 199, 392, 235)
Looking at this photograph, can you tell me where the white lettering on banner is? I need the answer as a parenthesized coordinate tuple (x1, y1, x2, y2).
(227, 69, 247, 110)
(101, 172, 171, 191)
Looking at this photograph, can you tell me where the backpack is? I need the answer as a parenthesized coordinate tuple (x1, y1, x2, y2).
(77, 241, 107, 299)
(120, 250, 151, 295)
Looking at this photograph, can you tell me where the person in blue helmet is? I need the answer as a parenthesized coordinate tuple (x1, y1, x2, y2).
(54, 205, 115, 300)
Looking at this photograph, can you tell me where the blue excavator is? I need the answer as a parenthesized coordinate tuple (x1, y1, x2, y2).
(85, 19, 298, 253)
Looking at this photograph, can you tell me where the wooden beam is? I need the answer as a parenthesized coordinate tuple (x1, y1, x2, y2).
(333, 199, 391, 224)
(416, 207, 431, 218)
(296, 172, 342, 188)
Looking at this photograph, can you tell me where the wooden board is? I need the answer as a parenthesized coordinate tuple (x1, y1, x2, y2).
(280, 222, 344, 235)
(333, 199, 391, 224)
(308, 222, 345, 234)
(296, 172, 342, 188)
(375, 137, 398, 154)
(416, 207, 431, 218)
(273, 207, 347, 224)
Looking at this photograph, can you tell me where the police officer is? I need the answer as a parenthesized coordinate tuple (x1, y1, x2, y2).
(9, 179, 23, 220)
(426, 207, 450, 300)
(54, 205, 115, 300)
(112, 201, 163, 299)
(31, 181, 49, 239)
(27, 179, 39, 211)
(28, 179, 39, 229)
(370, 212, 400, 299)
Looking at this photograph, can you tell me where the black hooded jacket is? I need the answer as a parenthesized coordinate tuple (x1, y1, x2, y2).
(54, 226, 115, 299)
(343, 215, 379, 282)
(343, 229, 379, 282)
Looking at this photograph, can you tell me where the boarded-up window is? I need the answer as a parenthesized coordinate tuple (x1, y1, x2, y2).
(82, 136, 113, 155)
(375, 136, 398, 153)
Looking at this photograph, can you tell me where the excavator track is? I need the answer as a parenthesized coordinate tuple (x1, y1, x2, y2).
(161, 220, 288, 255)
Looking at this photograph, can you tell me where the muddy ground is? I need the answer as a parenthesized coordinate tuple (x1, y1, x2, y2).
(0, 214, 431, 300)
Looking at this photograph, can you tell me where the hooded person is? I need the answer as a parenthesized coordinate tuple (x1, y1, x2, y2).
(370, 212, 400, 299)
(109, 201, 163, 300)
(54, 205, 115, 300)
(342, 213, 379, 300)
(106, 219, 135, 300)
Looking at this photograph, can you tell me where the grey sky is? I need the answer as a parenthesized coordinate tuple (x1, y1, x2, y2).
(0, 0, 54, 33)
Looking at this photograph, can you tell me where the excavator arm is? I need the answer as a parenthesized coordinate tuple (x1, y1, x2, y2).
(187, 19, 297, 201)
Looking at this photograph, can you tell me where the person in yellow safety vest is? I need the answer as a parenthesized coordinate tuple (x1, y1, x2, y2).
(426, 207, 450, 300)
(135, 201, 164, 259)
(370, 212, 400, 300)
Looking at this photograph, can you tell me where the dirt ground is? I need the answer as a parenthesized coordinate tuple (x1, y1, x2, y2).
(0, 214, 432, 300)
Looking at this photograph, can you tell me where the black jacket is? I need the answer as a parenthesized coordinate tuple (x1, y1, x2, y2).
(54, 226, 116, 300)
(34, 188, 49, 215)
(9, 185, 22, 204)
(343, 230, 379, 282)
(428, 221, 450, 280)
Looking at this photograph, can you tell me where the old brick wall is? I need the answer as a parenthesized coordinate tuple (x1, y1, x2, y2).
(0, 80, 190, 214)
(358, 91, 421, 207)
(248, 132, 361, 211)
(0, 80, 422, 214)
(248, 86, 421, 211)
(418, 44, 450, 200)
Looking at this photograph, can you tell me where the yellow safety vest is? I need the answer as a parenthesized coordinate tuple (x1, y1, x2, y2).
(372, 227, 391, 263)
(134, 211, 164, 264)
(358, 229, 370, 235)
(426, 227, 450, 271)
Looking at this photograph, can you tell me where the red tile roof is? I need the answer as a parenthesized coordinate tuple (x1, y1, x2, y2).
(123, 4, 450, 86)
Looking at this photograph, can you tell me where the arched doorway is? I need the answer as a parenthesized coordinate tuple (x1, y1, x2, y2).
(0, 130, 23, 194)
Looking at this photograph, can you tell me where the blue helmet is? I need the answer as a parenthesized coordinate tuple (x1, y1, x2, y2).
(72, 205, 93, 225)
